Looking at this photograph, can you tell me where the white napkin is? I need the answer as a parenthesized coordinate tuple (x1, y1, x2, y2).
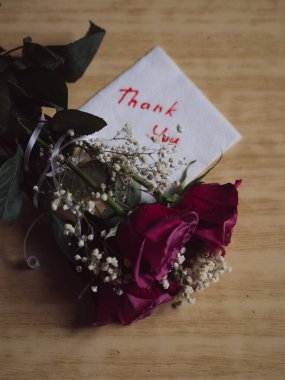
(80, 46, 241, 184)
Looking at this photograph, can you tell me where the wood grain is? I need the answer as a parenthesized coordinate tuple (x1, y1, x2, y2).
(0, 0, 284, 379)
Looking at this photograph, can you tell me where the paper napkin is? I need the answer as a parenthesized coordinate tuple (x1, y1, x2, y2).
(80, 47, 241, 184)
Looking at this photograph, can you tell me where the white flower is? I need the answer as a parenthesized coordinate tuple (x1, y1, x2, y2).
(101, 193, 108, 202)
(100, 230, 107, 238)
(77, 239, 84, 248)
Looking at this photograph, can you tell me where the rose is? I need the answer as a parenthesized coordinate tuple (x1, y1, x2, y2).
(92, 180, 241, 326)
(175, 180, 241, 254)
(114, 204, 199, 288)
(92, 204, 198, 326)
(92, 281, 178, 326)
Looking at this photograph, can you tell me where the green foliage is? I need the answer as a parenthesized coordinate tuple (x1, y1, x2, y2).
(63, 160, 107, 195)
(184, 154, 223, 190)
(0, 20, 105, 138)
(105, 223, 119, 239)
(115, 177, 141, 209)
(49, 109, 107, 135)
(178, 160, 196, 191)
(0, 146, 23, 221)
(14, 67, 68, 109)
(22, 38, 64, 71)
(47, 21, 105, 82)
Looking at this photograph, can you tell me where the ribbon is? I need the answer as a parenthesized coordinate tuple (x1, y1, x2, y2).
(24, 114, 46, 171)
(23, 117, 98, 269)
(23, 212, 48, 269)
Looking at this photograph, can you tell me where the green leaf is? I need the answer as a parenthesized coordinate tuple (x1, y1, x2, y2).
(126, 180, 141, 208)
(49, 109, 107, 135)
(47, 21, 105, 82)
(22, 39, 64, 71)
(0, 146, 23, 221)
(179, 160, 196, 190)
(105, 223, 119, 240)
(115, 177, 141, 209)
(50, 212, 77, 264)
(184, 154, 223, 190)
(15, 67, 68, 109)
(0, 80, 11, 135)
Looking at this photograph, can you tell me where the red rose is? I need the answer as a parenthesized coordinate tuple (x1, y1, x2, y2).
(92, 204, 198, 326)
(91, 180, 240, 326)
(176, 180, 241, 254)
(114, 204, 199, 288)
(92, 281, 178, 326)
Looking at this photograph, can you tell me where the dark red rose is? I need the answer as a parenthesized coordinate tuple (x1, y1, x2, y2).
(114, 204, 199, 288)
(91, 204, 198, 326)
(175, 180, 241, 254)
(91, 180, 240, 326)
(92, 280, 178, 326)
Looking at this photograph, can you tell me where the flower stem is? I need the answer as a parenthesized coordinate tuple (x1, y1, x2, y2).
(67, 161, 125, 216)
(131, 171, 170, 203)
(1, 45, 24, 57)
(19, 120, 126, 217)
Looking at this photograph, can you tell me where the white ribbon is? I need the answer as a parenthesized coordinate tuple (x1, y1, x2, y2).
(24, 118, 46, 171)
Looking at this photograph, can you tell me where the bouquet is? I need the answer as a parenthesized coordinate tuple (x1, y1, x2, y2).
(0, 22, 241, 326)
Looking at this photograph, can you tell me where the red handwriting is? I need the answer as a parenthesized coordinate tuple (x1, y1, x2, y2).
(146, 124, 180, 144)
(118, 87, 178, 118)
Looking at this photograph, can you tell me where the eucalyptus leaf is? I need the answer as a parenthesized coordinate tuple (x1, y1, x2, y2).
(50, 109, 106, 135)
(47, 21, 105, 82)
(50, 212, 77, 264)
(0, 146, 23, 221)
(15, 67, 68, 109)
(0, 80, 11, 135)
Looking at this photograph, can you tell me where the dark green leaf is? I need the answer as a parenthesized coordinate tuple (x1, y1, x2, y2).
(0, 146, 23, 221)
(0, 80, 11, 135)
(184, 154, 223, 190)
(47, 21, 105, 82)
(50, 212, 77, 264)
(15, 67, 68, 109)
(126, 180, 141, 208)
(22, 40, 64, 71)
(179, 160, 196, 189)
(49, 109, 106, 135)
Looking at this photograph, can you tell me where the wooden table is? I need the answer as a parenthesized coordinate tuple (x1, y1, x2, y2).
(0, 1, 284, 379)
